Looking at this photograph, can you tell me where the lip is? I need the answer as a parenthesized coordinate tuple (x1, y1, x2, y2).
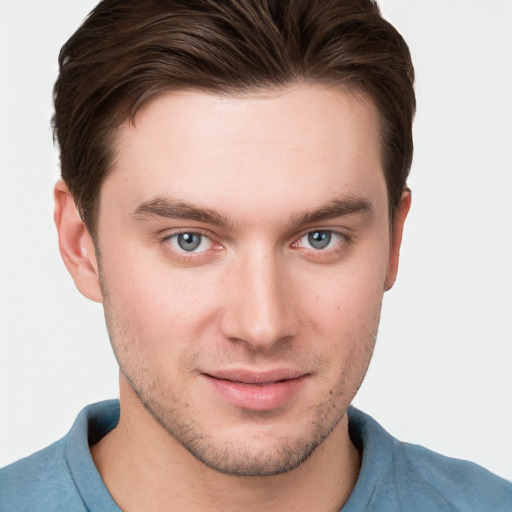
(202, 369, 308, 411)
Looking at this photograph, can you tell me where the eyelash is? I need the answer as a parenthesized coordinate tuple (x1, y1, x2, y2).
(291, 230, 352, 262)
(159, 229, 351, 262)
(294, 230, 345, 250)
(160, 230, 221, 262)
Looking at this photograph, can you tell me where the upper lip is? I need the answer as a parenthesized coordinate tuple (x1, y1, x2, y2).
(204, 368, 307, 385)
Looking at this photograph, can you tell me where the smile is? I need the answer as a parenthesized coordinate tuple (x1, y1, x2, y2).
(202, 369, 309, 411)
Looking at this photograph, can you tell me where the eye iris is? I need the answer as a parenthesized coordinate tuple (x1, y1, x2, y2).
(308, 231, 331, 249)
(177, 233, 201, 251)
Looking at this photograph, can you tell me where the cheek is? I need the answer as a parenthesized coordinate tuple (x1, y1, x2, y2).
(306, 282, 382, 374)
(99, 244, 223, 349)
(293, 243, 388, 386)
(300, 253, 387, 333)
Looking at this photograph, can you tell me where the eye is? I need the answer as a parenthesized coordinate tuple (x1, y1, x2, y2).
(166, 232, 213, 253)
(298, 230, 342, 250)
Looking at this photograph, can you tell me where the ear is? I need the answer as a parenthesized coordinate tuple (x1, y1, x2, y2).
(54, 180, 103, 303)
(385, 188, 412, 291)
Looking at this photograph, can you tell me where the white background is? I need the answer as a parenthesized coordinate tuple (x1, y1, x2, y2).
(1, 0, 511, 480)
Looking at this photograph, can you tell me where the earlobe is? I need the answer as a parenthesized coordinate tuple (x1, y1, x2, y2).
(54, 180, 103, 303)
(385, 188, 412, 291)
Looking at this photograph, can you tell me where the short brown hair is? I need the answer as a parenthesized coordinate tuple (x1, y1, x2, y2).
(53, 0, 415, 232)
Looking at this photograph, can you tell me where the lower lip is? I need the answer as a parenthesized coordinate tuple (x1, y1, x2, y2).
(204, 375, 307, 411)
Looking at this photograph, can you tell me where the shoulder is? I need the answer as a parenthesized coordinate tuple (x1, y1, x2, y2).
(397, 440, 512, 511)
(0, 400, 120, 512)
(0, 439, 83, 511)
(346, 407, 512, 512)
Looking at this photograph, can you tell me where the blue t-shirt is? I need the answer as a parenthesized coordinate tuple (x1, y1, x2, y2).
(1, 400, 511, 511)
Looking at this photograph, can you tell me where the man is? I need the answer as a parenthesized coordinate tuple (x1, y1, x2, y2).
(1, 0, 511, 510)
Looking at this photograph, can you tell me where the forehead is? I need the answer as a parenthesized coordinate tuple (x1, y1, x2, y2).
(104, 84, 387, 223)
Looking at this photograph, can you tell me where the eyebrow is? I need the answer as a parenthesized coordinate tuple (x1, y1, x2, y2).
(288, 196, 374, 229)
(131, 195, 373, 229)
(131, 198, 231, 227)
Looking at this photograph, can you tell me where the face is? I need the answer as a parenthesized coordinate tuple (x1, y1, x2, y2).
(90, 85, 404, 476)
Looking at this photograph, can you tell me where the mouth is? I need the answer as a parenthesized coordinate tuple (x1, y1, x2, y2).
(202, 369, 309, 411)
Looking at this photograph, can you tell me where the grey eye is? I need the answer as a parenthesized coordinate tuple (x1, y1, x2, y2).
(175, 233, 203, 252)
(307, 231, 332, 250)
(165, 231, 215, 256)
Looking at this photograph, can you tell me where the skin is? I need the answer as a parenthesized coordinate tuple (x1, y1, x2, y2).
(54, 84, 410, 511)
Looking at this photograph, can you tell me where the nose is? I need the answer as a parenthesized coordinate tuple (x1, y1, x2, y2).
(219, 248, 297, 351)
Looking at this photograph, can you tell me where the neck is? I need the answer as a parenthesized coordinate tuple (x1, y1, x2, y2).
(91, 382, 360, 512)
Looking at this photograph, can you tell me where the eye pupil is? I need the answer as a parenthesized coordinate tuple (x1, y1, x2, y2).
(308, 231, 331, 249)
(177, 233, 201, 251)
